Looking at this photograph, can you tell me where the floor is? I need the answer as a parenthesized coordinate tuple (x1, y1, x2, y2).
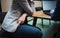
(28, 17, 60, 38)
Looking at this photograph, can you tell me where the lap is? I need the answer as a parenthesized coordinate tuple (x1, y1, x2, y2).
(13, 24, 42, 38)
(17, 24, 41, 32)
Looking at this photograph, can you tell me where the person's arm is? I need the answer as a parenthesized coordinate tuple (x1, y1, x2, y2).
(17, 0, 34, 16)
(17, 13, 27, 24)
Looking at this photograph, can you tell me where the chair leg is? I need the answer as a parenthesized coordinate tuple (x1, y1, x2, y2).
(41, 19, 44, 27)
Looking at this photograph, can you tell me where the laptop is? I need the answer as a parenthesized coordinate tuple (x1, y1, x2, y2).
(42, 1, 56, 15)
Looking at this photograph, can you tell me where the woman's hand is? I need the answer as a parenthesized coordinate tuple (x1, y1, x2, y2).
(17, 13, 27, 24)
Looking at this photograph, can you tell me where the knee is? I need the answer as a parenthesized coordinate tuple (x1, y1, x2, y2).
(32, 27, 43, 38)
(36, 28, 43, 38)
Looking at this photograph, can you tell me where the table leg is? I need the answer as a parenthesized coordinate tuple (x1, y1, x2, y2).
(41, 19, 44, 27)
(33, 17, 37, 26)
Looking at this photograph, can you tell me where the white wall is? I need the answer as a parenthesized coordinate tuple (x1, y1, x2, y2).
(1, 0, 12, 12)
(34, 1, 42, 7)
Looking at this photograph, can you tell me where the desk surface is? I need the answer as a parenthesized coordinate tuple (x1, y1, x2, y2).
(32, 10, 51, 19)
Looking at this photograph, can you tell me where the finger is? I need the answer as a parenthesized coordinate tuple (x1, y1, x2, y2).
(18, 20, 24, 24)
(17, 20, 21, 24)
(18, 21, 21, 24)
(21, 21, 24, 24)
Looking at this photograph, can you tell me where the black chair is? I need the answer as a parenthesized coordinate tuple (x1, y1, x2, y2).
(0, 12, 6, 24)
(0, 12, 11, 38)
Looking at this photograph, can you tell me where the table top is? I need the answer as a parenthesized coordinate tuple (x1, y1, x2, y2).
(32, 10, 51, 19)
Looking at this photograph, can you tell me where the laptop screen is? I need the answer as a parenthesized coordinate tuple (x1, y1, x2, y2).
(42, 1, 56, 11)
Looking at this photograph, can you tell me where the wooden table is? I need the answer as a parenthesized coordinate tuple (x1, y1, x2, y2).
(32, 10, 51, 27)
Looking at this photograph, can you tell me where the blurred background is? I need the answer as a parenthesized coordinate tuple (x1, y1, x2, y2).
(0, 0, 59, 38)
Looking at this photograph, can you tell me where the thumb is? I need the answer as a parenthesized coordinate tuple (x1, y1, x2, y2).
(17, 20, 21, 24)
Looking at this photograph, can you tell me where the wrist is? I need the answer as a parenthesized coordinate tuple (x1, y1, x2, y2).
(22, 13, 28, 17)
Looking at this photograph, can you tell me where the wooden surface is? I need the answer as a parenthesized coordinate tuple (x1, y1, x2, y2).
(32, 10, 51, 19)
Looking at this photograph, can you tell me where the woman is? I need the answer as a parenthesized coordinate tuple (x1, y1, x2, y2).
(1, 0, 42, 38)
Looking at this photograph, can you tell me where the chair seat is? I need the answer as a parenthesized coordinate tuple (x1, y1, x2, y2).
(0, 30, 13, 38)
